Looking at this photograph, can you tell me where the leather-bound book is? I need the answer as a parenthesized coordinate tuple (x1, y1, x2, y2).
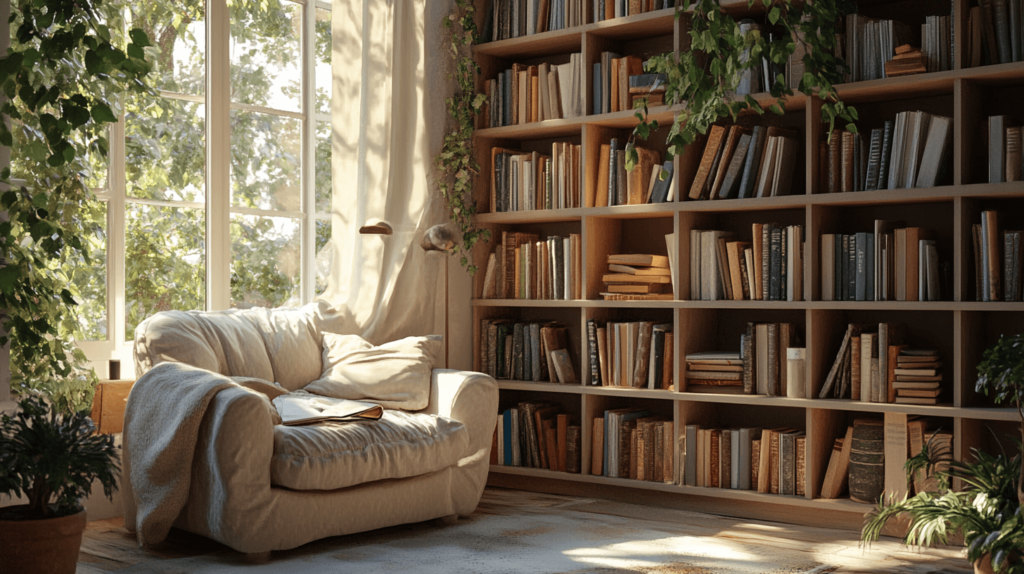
(795, 435, 806, 497)
(849, 419, 885, 503)
(841, 130, 854, 193)
(828, 129, 842, 193)
(566, 425, 581, 473)
(689, 125, 726, 199)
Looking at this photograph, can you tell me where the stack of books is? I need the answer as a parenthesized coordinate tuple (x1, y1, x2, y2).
(489, 142, 582, 212)
(972, 211, 1023, 302)
(601, 253, 673, 300)
(587, 320, 672, 389)
(591, 408, 674, 483)
(480, 232, 582, 301)
(487, 0, 587, 41)
(478, 320, 575, 384)
(594, 139, 674, 206)
(492, 403, 581, 473)
(685, 352, 741, 393)
(678, 425, 805, 497)
(483, 56, 585, 128)
(821, 222, 942, 302)
(688, 125, 800, 200)
(818, 322, 932, 404)
(893, 349, 943, 405)
(821, 111, 953, 193)
(883, 45, 927, 77)
(691, 224, 804, 302)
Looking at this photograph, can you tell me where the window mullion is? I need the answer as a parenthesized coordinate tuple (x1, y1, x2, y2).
(109, 108, 127, 360)
(207, 0, 232, 311)
(302, 0, 316, 304)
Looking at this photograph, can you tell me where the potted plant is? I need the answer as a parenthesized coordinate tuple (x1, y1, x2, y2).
(0, 396, 120, 574)
(861, 333, 1024, 574)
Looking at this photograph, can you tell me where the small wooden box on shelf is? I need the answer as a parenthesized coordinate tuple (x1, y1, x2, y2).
(466, 0, 1024, 530)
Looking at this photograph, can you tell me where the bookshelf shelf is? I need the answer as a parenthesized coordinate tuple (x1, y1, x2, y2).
(467, 0, 1024, 530)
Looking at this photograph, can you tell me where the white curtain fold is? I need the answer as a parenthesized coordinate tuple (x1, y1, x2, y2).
(323, 0, 451, 345)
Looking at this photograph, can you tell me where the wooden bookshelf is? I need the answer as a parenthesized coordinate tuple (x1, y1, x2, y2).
(464, 0, 1024, 530)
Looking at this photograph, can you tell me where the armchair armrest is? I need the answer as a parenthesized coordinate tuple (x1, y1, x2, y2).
(423, 369, 498, 455)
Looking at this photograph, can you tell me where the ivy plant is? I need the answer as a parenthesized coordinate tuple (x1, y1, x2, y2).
(437, 0, 490, 274)
(1, 0, 153, 412)
(630, 0, 857, 167)
(976, 333, 1024, 507)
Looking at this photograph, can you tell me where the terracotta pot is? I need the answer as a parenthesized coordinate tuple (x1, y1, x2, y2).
(0, 506, 87, 574)
(975, 554, 995, 574)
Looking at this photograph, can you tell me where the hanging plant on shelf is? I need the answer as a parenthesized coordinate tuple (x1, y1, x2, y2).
(629, 0, 857, 168)
(436, 0, 490, 275)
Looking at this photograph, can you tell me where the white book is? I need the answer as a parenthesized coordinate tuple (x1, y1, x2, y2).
(755, 136, 779, 198)
(915, 115, 953, 188)
(690, 229, 701, 300)
(888, 111, 907, 189)
(903, 111, 931, 189)
(555, 62, 574, 120)
(665, 232, 678, 299)
(860, 333, 875, 402)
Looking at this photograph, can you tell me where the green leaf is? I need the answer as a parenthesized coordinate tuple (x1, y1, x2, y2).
(768, 7, 780, 25)
(91, 103, 117, 124)
(0, 266, 18, 293)
(129, 28, 152, 47)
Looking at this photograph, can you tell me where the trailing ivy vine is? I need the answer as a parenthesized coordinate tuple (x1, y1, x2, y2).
(631, 0, 857, 166)
(437, 0, 489, 274)
(1, 0, 152, 412)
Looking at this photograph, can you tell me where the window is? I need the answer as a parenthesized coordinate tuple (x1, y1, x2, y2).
(74, 0, 332, 370)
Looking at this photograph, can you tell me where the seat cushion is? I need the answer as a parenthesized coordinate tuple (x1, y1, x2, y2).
(270, 410, 469, 491)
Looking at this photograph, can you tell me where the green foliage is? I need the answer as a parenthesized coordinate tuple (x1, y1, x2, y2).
(436, 0, 490, 275)
(630, 0, 857, 167)
(976, 333, 1024, 508)
(2, 0, 153, 412)
(862, 439, 1023, 573)
(0, 395, 119, 520)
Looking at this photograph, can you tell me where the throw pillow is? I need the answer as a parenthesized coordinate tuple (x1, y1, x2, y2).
(303, 333, 442, 410)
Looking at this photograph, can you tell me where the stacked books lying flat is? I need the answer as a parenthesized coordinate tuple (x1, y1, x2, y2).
(817, 322, 945, 405)
(586, 319, 673, 389)
(972, 210, 1024, 302)
(484, 57, 585, 128)
(486, 0, 586, 42)
(491, 403, 581, 473)
(601, 252, 676, 301)
(678, 425, 805, 496)
(989, 115, 1024, 184)
(479, 320, 577, 384)
(821, 112, 952, 193)
(593, 53, 667, 114)
(894, 349, 943, 405)
(591, 409, 674, 483)
(691, 223, 804, 301)
(821, 223, 943, 302)
(842, 14, 916, 82)
(965, 1, 1024, 67)
(883, 45, 927, 77)
(594, 0, 672, 22)
(594, 140, 674, 206)
(737, 322, 803, 397)
(689, 125, 800, 200)
(686, 352, 740, 393)
(820, 420, 952, 501)
(480, 232, 582, 300)
(490, 143, 582, 212)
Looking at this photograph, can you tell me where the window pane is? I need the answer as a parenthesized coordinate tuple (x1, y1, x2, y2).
(315, 218, 331, 296)
(231, 214, 301, 308)
(125, 204, 206, 337)
(316, 120, 331, 212)
(316, 7, 332, 117)
(231, 0, 303, 112)
(126, 94, 206, 202)
(231, 110, 301, 212)
(68, 202, 108, 341)
(127, 0, 205, 96)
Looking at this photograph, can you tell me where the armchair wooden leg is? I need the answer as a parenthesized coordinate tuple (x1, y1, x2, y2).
(244, 551, 271, 564)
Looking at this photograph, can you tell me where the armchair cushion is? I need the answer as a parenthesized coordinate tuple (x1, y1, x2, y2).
(270, 410, 468, 491)
(302, 334, 441, 410)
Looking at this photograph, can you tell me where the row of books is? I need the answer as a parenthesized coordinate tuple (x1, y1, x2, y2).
(593, 0, 671, 22)
(821, 224, 942, 303)
(968, 0, 1024, 67)
(586, 319, 673, 388)
(972, 210, 1024, 302)
(484, 57, 585, 128)
(690, 224, 804, 302)
(821, 112, 952, 194)
(489, 143, 582, 212)
(689, 125, 801, 201)
(843, 15, 915, 82)
(988, 115, 1024, 184)
(821, 419, 951, 501)
(593, 53, 654, 115)
(491, 403, 581, 472)
(594, 141, 675, 207)
(479, 232, 582, 300)
(479, 320, 576, 383)
(486, 0, 586, 42)
(592, 409, 674, 482)
(680, 425, 806, 496)
(738, 322, 803, 397)
(736, 20, 787, 96)
(600, 252, 674, 300)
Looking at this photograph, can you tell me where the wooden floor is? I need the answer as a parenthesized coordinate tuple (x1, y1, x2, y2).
(77, 487, 974, 573)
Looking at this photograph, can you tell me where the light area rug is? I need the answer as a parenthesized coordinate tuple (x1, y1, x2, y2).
(77, 488, 973, 574)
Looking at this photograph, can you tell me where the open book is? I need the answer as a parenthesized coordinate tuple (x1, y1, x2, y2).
(273, 394, 383, 426)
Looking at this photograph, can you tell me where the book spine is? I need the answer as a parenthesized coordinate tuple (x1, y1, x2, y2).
(769, 226, 782, 301)
(587, 319, 600, 385)
(877, 120, 893, 190)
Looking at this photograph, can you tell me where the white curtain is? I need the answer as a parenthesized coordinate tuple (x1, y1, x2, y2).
(323, 0, 453, 346)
